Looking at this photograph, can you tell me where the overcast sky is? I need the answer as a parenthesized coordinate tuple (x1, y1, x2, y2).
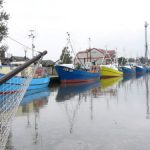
(4, 0, 150, 60)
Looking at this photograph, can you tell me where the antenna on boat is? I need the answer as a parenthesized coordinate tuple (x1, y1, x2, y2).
(145, 21, 148, 61)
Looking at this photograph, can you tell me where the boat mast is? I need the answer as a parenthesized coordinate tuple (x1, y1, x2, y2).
(145, 21, 148, 60)
(28, 30, 36, 58)
(67, 32, 86, 69)
(88, 37, 92, 62)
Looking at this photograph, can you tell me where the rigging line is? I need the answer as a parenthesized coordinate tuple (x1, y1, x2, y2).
(67, 32, 86, 69)
(7, 36, 41, 53)
(61, 40, 70, 63)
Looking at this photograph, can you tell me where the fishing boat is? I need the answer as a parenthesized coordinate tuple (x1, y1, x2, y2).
(55, 33, 100, 84)
(0, 66, 50, 90)
(55, 64, 100, 84)
(121, 65, 136, 76)
(135, 65, 146, 75)
(100, 64, 123, 78)
(100, 48, 123, 78)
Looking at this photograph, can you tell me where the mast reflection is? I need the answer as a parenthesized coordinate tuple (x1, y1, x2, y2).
(145, 74, 150, 119)
(100, 77, 122, 110)
(17, 87, 50, 144)
(56, 81, 100, 133)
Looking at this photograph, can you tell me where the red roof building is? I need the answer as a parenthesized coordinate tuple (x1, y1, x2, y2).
(74, 48, 116, 65)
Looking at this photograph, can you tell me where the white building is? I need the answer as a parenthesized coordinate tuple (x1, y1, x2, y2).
(74, 48, 116, 65)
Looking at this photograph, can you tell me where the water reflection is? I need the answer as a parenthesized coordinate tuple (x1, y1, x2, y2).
(122, 74, 150, 120)
(136, 73, 145, 79)
(17, 87, 50, 145)
(20, 87, 50, 108)
(8, 74, 150, 150)
(56, 78, 123, 134)
(101, 77, 122, 89)
(145, 74, 150, 119)
(101, 77, 122, 96)
(122, 75, 135, 82)
(56, 81, 100, 133)
(56, 81, 100, 102)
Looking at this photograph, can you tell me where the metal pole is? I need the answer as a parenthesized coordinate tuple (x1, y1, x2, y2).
(145, 21, 148, 60)
(89, 37, 92, 62)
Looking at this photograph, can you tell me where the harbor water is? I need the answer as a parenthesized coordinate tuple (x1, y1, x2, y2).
(5, 74, 150, 150)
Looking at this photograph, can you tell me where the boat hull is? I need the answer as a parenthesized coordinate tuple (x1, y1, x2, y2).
(0, 73, 50, 92)
(121, 66, 136, 76)
(55, 65, 100, 84)
(28, 77, 50, 90)
(136, 66, 146, 74)
(100, 66, 123, 78)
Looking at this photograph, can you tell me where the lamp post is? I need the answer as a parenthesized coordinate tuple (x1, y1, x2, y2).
(28, 30, 35, 58)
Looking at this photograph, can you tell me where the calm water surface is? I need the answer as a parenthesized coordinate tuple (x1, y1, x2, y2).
(5, 74, 150, 150)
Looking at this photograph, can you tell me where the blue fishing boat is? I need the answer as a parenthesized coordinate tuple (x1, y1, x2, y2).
(55, 64, 100, 84)
(121, 65, 136, 76)
(0, 66, 50, 91)
(0, 73, 50, 90)
(135, 65, 146, 74)
(145, 66, 150, 73)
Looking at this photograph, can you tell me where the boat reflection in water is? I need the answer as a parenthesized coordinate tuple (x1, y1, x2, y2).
(100, 77, 122, 97)
(16, 87, 50, 144)
(99, 77, 123, 109)
(56, 81, 101, 133)
(19, 87, 50, 107)
(122, 75, 135, 82)
(56, 81, 100, 102)
(101, 77, 122, 90)
(136, 73, 145, 79)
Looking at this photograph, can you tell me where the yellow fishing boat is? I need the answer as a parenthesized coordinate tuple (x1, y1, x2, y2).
(100, 65, 123, 78)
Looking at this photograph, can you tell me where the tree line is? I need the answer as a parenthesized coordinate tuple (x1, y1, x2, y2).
(0, 0, 9, 63)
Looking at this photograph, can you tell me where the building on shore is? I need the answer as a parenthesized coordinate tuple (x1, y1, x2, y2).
(74, 48, 116, 65)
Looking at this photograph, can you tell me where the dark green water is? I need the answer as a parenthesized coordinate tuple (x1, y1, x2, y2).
(5, 74, 150, 150)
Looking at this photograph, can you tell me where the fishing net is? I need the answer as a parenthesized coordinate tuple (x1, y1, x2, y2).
(0, 51, 45, 150)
